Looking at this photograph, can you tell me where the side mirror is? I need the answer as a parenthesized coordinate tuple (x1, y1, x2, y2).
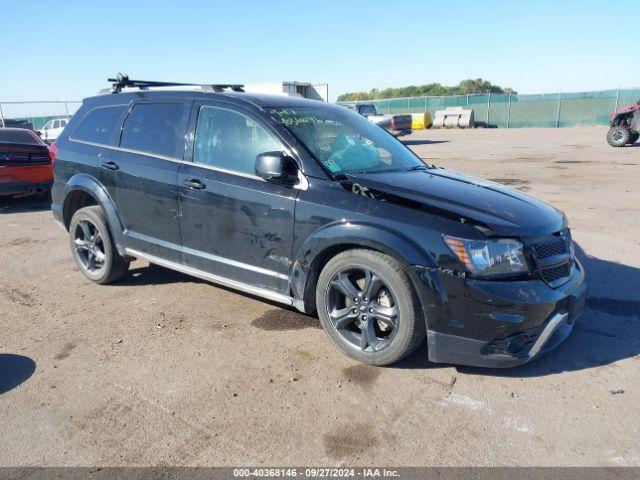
(255, 151, 299, 185)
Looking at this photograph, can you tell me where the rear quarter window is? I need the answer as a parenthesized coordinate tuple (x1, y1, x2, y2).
(71, 105, 127, 145)
(120, 103, 190, 159)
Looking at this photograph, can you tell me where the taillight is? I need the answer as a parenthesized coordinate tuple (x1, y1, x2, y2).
(49, 143, 59, 164)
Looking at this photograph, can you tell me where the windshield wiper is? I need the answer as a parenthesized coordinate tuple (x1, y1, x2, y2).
(404, 165, 430, 171)
(347, 164, 431, 175)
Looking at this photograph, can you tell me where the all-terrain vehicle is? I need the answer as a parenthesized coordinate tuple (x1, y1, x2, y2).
(607, 99, 640, 147)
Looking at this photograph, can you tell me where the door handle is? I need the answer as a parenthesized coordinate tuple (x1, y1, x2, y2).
(100, 161, 119, 171)
(183, 179, 206, 190)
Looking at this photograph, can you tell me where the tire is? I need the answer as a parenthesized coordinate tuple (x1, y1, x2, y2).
(607, 126, 630, 147)
(69, 205, 129, 284)
(315, 249, 425, 366)
(629, 132, 639, 144)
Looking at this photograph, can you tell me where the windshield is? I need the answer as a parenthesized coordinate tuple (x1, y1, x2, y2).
(270, 106, 428, 175)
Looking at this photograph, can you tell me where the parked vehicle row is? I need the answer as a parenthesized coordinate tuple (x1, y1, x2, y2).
(0, 128, 54, 198)
(1, 116, 70, 143)
(50, 77, 586, 367)
(348, 103, 413, 137)
(40, 118, 69, 143)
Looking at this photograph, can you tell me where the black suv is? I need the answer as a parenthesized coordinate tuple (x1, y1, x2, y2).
(51, 78, 587, 367)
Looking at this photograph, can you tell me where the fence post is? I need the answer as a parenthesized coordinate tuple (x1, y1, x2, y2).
(466, 94, 469, 106)
(64, 101, 69, 116)
(0, 103, 4, 127)
(614, 86, 620, 111)
(507, 93, 512, 129)
(486, 91, 491, 126)
(387, 99, 391, 115)
(555, 90, 562, 128)
(424, 97, 427, 112)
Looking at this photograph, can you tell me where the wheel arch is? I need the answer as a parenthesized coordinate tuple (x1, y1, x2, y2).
(62, 174, 127, 257)
(291, 222, 436, 314)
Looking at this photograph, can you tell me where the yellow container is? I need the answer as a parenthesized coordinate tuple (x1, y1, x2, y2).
(411, 112, 432, 130)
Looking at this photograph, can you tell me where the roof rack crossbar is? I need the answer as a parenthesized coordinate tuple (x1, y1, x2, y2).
(108, 73, 244, 93)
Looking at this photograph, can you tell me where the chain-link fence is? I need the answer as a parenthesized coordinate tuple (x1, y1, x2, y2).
(0, 100, 82, 130)
(338, 88, 640, 128)
(3, 88, 640, 130)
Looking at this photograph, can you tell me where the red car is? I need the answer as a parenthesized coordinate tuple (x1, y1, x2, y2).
(0, 128, 54, 198)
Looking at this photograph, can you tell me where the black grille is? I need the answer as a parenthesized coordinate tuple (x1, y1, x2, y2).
(533, 236, 567, 259)
(530, 231, 572, 286)
(541, 262, 571, 283)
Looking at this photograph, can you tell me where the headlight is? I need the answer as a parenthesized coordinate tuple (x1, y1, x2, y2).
(444, 235, 528, 276)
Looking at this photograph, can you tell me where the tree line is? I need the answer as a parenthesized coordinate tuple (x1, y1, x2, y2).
(337, 78, 516, 101)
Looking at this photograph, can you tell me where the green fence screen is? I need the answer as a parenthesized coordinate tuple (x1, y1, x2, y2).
(339, 88, 640, 128)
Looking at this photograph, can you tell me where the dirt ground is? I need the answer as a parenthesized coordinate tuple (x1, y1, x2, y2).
(1, 126, 639, 467)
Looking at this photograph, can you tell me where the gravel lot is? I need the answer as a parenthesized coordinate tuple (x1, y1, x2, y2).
(1, 126, 639, 466)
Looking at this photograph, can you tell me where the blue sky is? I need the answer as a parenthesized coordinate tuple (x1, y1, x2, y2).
(2, 0, 638, 102)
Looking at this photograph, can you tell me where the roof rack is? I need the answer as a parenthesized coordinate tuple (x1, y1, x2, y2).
(107, 73, 244, 94)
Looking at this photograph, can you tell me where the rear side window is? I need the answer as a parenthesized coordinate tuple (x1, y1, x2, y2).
(72, 105, 126, 145)
(120, 103, 190, 159)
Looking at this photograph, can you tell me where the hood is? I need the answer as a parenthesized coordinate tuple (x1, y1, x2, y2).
(344, 168, 565, 237)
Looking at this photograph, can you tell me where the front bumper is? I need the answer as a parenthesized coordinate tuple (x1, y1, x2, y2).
(408, 260, 587, 368)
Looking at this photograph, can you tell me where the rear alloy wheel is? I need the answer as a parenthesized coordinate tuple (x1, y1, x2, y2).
(316, 249, 425, 365)
(607, 126, 630, 147)
(69, 206, 129, 284)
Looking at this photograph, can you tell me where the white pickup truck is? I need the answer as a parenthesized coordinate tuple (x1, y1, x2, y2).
(349, 104, 412, 137)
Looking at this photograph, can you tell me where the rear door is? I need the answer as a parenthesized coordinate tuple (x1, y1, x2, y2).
(177, 101, 298, 294)
(98, 100, 191, 262)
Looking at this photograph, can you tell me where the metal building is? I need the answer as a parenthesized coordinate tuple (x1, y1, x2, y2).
(244, 81, 328, 101)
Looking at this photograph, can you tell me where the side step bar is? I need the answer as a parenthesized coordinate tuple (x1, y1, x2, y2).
(125, 248, 299, 309)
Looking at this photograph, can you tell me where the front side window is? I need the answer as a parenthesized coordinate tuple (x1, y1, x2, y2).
(193, 106, 281, 175)
(44, 120, 53, 130)
(72, 105, 127, 145)
(120, 103, 190, 158)
(270, 106, 428, 175)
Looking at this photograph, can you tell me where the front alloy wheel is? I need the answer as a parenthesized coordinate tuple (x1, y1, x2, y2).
(326, 267, 399, 353)
(316, 249, 425, 366)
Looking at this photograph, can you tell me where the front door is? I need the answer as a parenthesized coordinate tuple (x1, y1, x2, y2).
(177, 102, 298, 294)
